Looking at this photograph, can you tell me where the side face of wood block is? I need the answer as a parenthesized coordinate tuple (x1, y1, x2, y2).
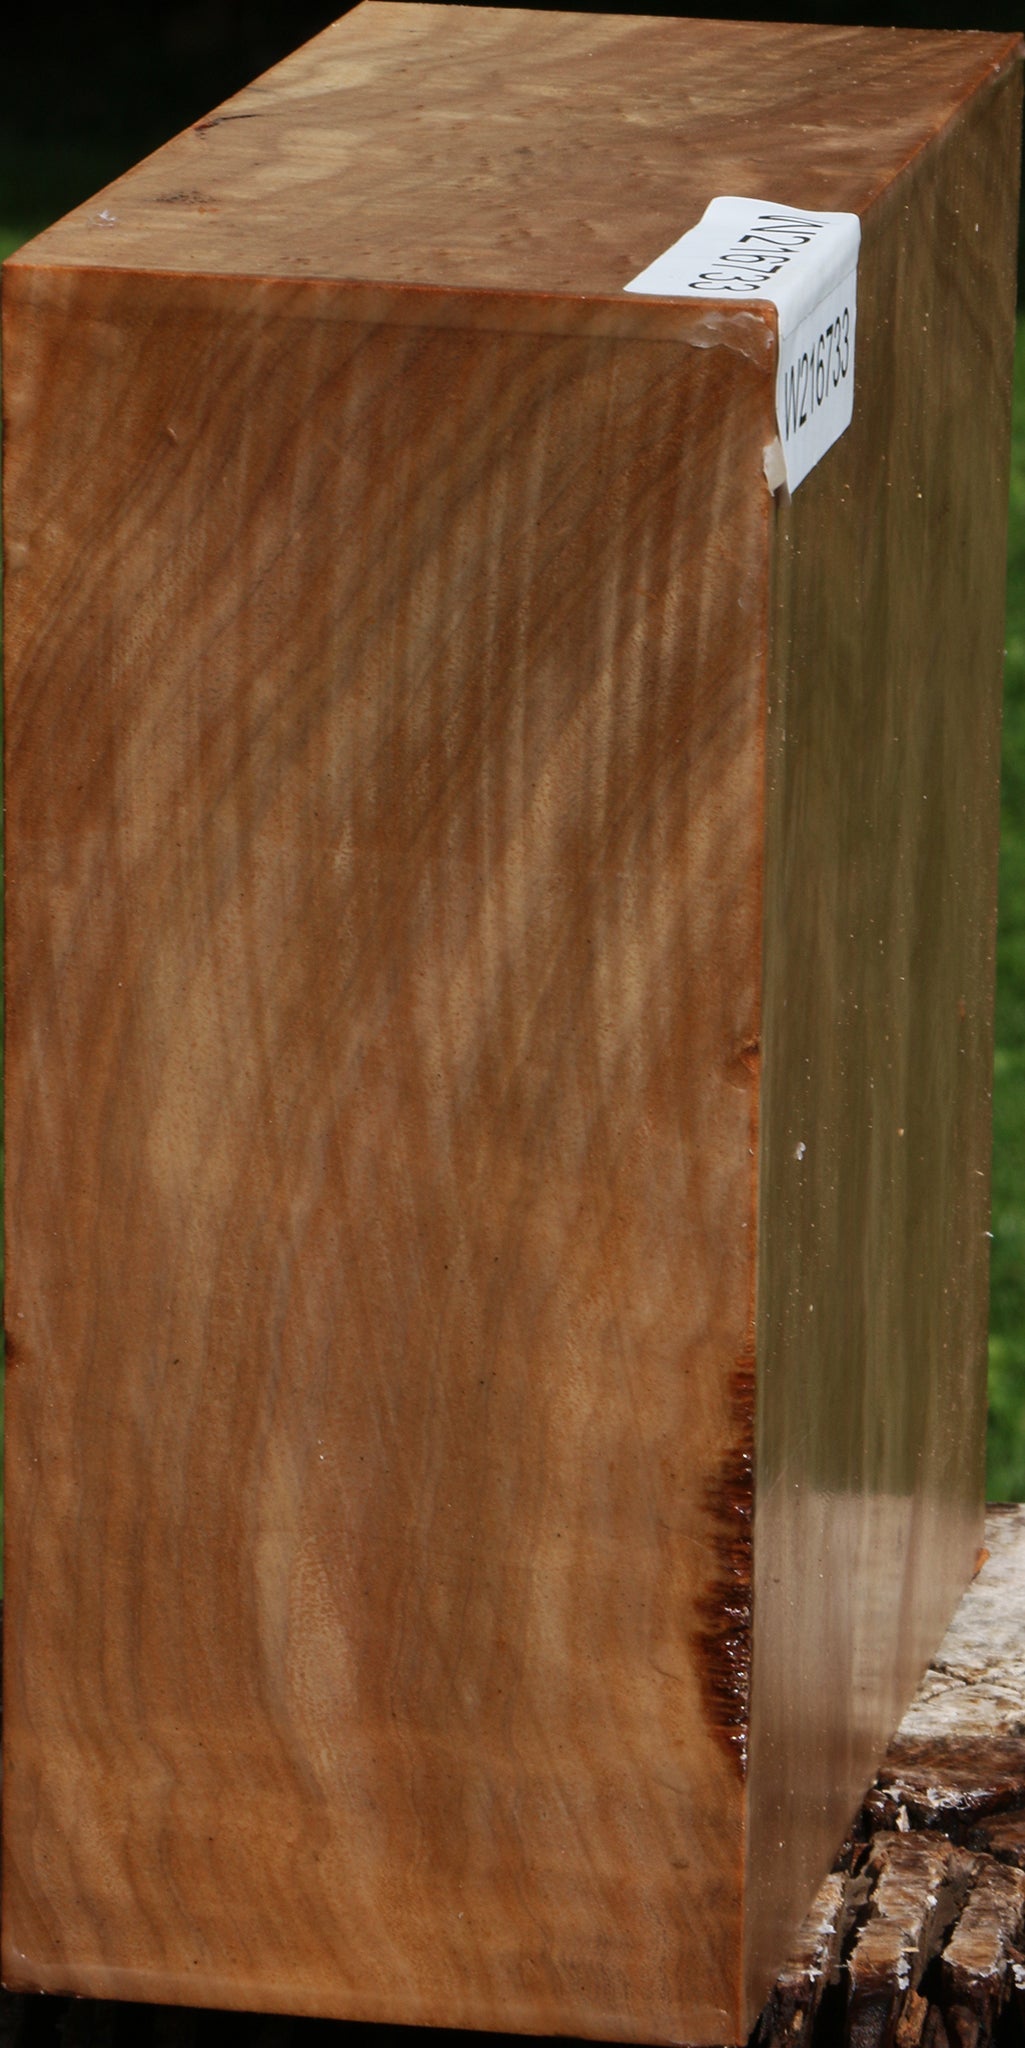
(2, 10, 1020, 2042)
(746, 64, 1022, 2010)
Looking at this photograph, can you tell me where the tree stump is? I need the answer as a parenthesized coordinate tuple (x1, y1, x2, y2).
(754, 1504, 1025, 2048)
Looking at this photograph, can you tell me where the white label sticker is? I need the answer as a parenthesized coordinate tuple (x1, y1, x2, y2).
(625, 196, 861, 490)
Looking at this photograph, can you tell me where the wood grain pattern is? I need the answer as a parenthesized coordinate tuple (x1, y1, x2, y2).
(746, 57, 1023, 2019)
(3, 265, 772, 2041)
(6, 1512, 1025, 2046)
(2, 10, 1020, 2044)
(10, 4, 1020, 301)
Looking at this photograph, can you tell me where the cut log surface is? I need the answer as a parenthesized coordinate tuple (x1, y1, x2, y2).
(1, 1506, 1023, 2046)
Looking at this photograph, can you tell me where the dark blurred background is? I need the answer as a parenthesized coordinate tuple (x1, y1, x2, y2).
(2, 0, 1024, 254)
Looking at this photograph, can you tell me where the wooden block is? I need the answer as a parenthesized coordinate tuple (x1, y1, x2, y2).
(2, 9, 1020, 2041)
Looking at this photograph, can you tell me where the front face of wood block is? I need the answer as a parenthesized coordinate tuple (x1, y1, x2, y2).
(3, 266, 771, 2040)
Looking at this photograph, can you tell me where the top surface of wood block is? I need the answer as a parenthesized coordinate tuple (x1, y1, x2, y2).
(10, 4, 1021, 300)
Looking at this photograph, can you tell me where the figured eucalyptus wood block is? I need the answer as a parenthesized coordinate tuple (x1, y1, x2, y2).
(3, 9, 1020, 2042)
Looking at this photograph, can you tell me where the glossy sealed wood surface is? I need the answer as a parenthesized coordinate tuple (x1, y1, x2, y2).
(3, 9, 1021, 2042)
(3, 262, 772, 2041)
(9, 5, 1020, 305)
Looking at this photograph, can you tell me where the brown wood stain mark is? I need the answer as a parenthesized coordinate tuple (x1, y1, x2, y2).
(694, 1354, 756, 1778)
